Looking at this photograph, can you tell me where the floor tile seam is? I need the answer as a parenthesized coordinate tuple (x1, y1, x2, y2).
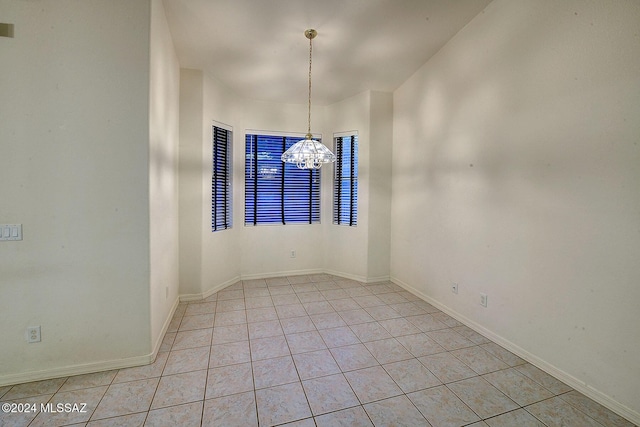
(146, 395, 205, 416)
(477, 365, 527, 384)
(418, 362, 481, 386)
(46, 382, 112, 411)
(0, 387, 11, 400)
(199, 339, 217, 424)
(170, 341, 213, 352)
(87, 376, 160, 423)
(108, 362, 168, 385)
(380, 368, 445, 396)
(427, 383, 490, 425)
(139, 375, 162, 422)
(175, 279, 603, 425)
(198, 393, 209, 427)
(182, 310, 221, 319)
(448, 346, 508, 376)
(307, 399, 363, 419)
(315, 332, 354, 350)
(294, 366, 347, 383)
(159, 367, 208, 381)
(533, 392, 612, 427)
(249, 387, 260, 426)
(520, 398, 598, 427)
(511, 365, 572, 396)
(361, 391, 431, 424)
(276, 367, 321, 424)
(253, 374, 300, 391)
(337, 358, 387, 378)
(312, 406, 374, 426)
(86, 409, 148, 425)
(374, 358, 443, 398)
(179, 322, 223, 332)
(216, 295, 245, 302)
(444, 377, 523, 422)
(4, 392, 58, 424)
(412, 354, 465, 381)
(300, 369, 363, 417)
(2, 380, 63, 402)
(479, 408, 548, 426)
(347, 382, 405, 406)
(553, 390, 608, 416)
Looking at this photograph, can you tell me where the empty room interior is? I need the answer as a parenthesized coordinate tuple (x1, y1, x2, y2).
(1, 0, 639, 426)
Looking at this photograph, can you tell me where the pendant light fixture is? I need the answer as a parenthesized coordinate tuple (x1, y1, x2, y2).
(281, 29, 336, 169)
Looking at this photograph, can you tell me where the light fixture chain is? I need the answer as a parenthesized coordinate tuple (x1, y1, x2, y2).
(281, 29, 335, 169)
(307, 33, 313, 135)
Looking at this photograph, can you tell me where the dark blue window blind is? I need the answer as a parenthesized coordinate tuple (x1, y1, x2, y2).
(245, 133, 320, 225)
(212, 125, 231, 231)
(333, 134, 358, 226)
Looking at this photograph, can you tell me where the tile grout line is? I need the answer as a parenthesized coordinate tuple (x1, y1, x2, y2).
(6, 275, 632, 427)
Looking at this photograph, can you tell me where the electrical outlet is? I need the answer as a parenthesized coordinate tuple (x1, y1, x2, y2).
(480, 293, 488, 307)
(290, 250, 296, 258)
(27, 326, 41, 343)
(451, 283, 458, 294)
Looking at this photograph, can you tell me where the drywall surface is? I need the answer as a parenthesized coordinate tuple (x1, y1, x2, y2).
(199, 73, 243, 293)
(391, 0, 640, 419)
(184, 80, 392, 290)
(178, 69, 205, 296)
(367, 91, 393, 280)
(322, 90, 393, 282)
(323, 92, 371, 280)
(238, 100, 326, 279)
(149, 0, 180, 349)
(0, 0, 153, 383)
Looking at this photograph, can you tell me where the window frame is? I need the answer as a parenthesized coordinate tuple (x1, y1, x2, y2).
(244, 131, 322, 226)
(333, 131, 358, 226)
(212, 122, 232, 232)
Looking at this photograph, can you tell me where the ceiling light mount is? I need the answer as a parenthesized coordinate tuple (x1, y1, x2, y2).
(281, 28, 335, 169)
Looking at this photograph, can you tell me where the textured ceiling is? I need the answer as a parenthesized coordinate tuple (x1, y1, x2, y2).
(162, 0, 492, 105)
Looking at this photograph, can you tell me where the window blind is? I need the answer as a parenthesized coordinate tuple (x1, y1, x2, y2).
(333, 134, 358, 226)
(245, 133, 320, 225)
(212, 125, 232, 231)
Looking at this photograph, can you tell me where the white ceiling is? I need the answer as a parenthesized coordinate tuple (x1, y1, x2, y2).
(162, 0, 492, 106)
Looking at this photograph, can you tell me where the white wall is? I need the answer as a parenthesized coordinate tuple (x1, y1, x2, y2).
(199, 73, 243, 292)
(149, 0, 180, 350)
(391, 0, 640, 420)
(179, 69, 246, 298)
(0, 0, 153, 384)
(227, 98, 326, 280)
(323, 91, 393, 282)
(323, 92, 371, 280)
(178, 69, 205, 297)
(367, 91, 393, 280)
(181, 79, 393, 292)
(180, 72, 384, 289)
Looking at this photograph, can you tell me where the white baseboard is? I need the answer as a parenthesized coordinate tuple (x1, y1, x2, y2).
(322, 269, 368, 283)
(323, 269, 390, 284)
(0, 296, 181, 388)
(391, 276, 640, 426)
(179, 276, 242, 302)
(178, 270, 390, 303)
(364, 274, 392, 284)
(151, 296, 181, 355)
(240, 269, 323, 281)
(16, 270, 635, 424)
(0, 353, 155, 389)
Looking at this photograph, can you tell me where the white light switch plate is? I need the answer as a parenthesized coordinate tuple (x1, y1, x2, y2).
(0, 224, 22, 241)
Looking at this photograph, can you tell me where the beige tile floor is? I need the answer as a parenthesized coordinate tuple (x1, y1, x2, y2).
(1, 274, 636, 427)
